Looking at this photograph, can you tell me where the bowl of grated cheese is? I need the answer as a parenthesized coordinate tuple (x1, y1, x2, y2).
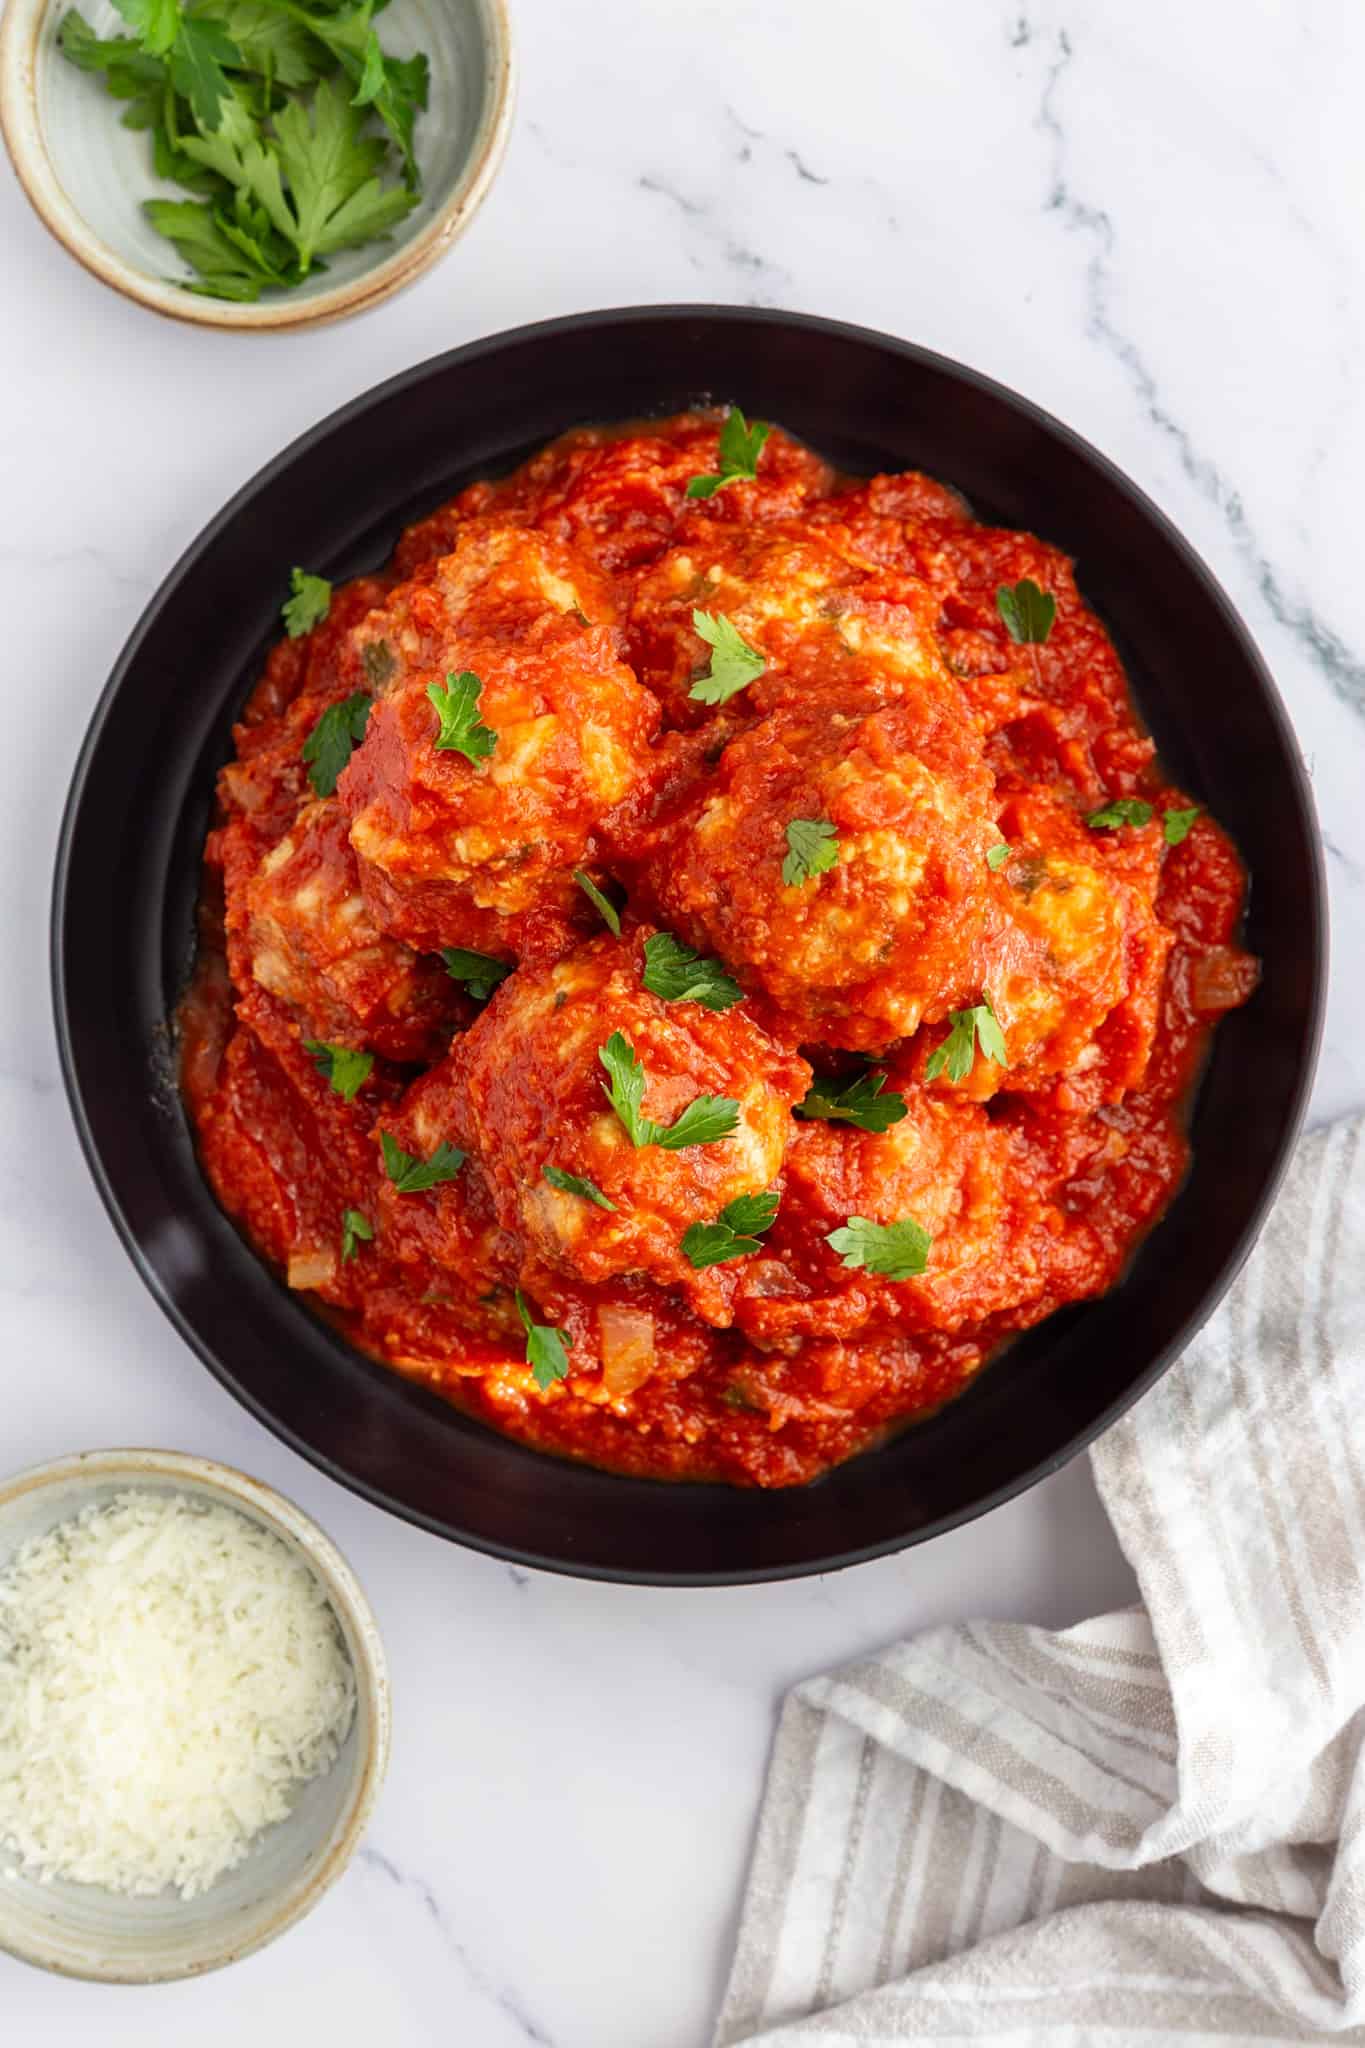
(0, 1448, 389, 1982)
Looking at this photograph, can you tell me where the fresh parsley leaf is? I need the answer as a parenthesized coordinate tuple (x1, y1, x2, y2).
(720, 1190, 781, 1236)
(924, 998, 1008, 1085)
(142, 198, 270, 298)
(686, 407, 771, 499)
(289, 4, 428, 187)
(341, 1208, 373, 1262)
(826, 1215, 932, 1281)
(176, 89, 292, 219)
(515, 1287, 572, 1390)
(597, 1032, 740, 1151)
(167, 14, 239, 129)
(543, 1164, 616, 1211)
(151, 118, 230, 195)
(995, 578, 1056, 646)
(270, 72, 416, 263)
(380, 1131, 466, 1193)
(427, 669, 496, 762)
(59, 11, 164, 80)
(218, 0, 325, 88)
(795, 1069, 908, 1133)
(656, 1096, 743, 1151)
(304, 1039, 374, 1101)
(301, 689, 371, 797)
(211, 196, 295, 284)
(641, 931, 743, 1011)
(782, 818, 839, 887)
(350, 27, 385, 103)
(689, 610, 765, 705)
(110, 0, 179, 57)
(598, 1030, 649, 1144)
(573, 869, 621, 936)
(682, 1190, 779, 1269)
(1086, 797, 1155, 832)
(441, 947, 512, 1002)
(1163, 806, 1200, 847)
(59, 0, 428, 297)
(374, 48, 429, 187)
(176, 72, 410, 275)
(986, 842, 1011, 871)
(283, 566, 332, 636)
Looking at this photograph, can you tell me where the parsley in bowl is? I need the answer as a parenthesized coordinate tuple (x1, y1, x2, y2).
(0, 0, 513, 327)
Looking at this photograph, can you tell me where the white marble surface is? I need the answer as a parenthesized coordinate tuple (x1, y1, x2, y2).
(1, 0, 1360, 2039)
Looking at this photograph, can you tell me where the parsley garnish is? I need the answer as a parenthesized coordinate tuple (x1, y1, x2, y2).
(361, 639, 396, 686)
(597, 1032, 740, 1150)
(340, 1208, 373, 1262)
(112, 0, 180, 57)
(795, 1070, 908, 1133)
(380, 1131, 466, 1193)
(924, 999, 1008, 1084)
(427, 670, 497, 762)
(641, 932, 743, 1011)
(282, 567, 332, 638)
(1163, 806, 1200, 846)
(686, 408, 771, 499)
(827, 1215, 932, 1280)
(995, 578, 1056, 645)
(543, 1164, 616, 1211)
(573, 869, 622, 936)
(721, 1381, 763, 1413)
(303, 1039, 374, 1101)
(782, 818, 840, 887)
(301, 690, 371, 797)
(689, 610, 765, 705)
(1086, 798, 1154, 832)
(682, 1191, 779, 1269)
(59, 7, 428, 302)
(515, 1288, 572, 1390)
(986, 842, 1011, 871)
(441, 948, 512, 1002)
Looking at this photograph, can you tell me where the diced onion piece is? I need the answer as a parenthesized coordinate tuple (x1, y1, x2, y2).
(287, 1248, 337, 1292)
(1189, 945, 1260, 1016)
(220, 761, 268, 813)
(598, 1306, 656, 1397)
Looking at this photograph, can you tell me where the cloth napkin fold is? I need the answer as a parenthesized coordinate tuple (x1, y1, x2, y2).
(718, 1114, 1365, 2045)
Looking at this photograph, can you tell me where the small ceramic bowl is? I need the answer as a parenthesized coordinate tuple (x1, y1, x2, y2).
(0, 1449, 390, 1981)
(0, 0, 513, 329)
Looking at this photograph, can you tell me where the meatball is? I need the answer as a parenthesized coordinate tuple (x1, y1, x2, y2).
(729, 1083, 1106, 1347)
(633, 694, 1006, 1051)
(392, 416, 836, 584)
(626, 521, 952, 728)
(338, 522, 660, 953)
(240, 800, 462, 1064)
(441, 931, 810, 1288)
(957, 791, 1170, 1102)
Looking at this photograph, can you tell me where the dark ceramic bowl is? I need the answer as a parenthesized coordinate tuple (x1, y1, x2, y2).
(52, 308, 1325, 1584)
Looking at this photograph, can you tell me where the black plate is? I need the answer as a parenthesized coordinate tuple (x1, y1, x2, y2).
(52, 307, 1325, 1584)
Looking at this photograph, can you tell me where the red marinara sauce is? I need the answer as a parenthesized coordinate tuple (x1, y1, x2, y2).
(179, 413, 1259, 1488)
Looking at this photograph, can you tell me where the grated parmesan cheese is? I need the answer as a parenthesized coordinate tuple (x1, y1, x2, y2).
(0, 1489, 356, 1899)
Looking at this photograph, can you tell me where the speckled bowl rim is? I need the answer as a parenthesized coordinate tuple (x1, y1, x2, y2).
(0, 1447, 391, 1983)
(0, 0, 515, 331)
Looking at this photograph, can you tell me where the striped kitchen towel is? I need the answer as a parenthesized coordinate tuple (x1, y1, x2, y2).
(717, 1114, 1365, 2045)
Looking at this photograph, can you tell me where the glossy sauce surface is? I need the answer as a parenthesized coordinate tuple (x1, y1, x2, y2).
(181, 414, 1258, 1486)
